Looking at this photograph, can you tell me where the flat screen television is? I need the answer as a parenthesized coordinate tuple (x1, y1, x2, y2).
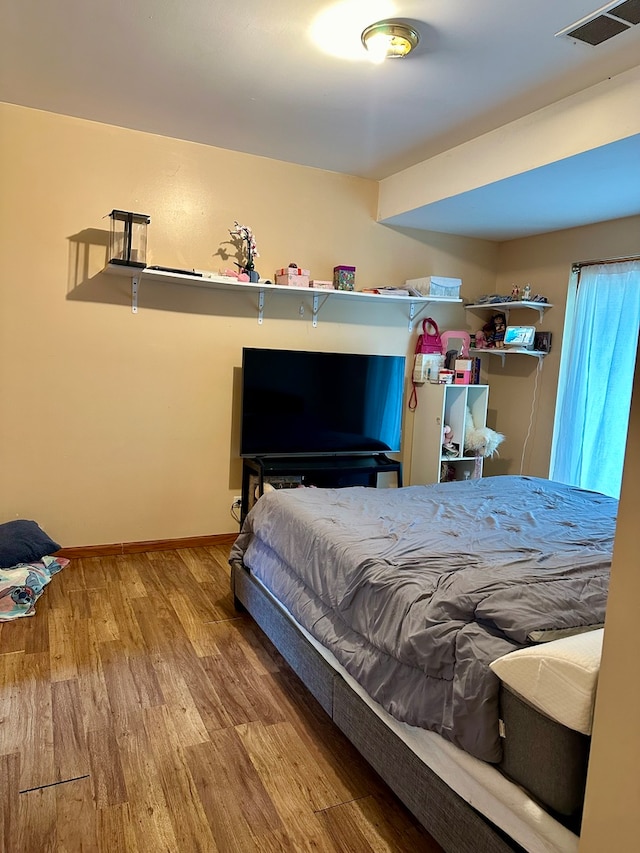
(240, 348, 406, 457)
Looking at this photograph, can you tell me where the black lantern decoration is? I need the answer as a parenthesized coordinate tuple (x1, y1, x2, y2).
(108, 209, 150, 268)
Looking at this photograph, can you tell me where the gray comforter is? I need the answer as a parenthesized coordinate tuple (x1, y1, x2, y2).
(230, 476, 615, 762)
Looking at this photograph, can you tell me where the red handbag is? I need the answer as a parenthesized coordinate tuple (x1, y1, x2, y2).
(416, 318, 443, 354)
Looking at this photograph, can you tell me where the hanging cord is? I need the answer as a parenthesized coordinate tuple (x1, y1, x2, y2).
(519, 358, 543, 475)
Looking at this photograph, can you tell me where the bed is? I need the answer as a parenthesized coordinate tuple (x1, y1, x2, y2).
(229, 475, 616, 853)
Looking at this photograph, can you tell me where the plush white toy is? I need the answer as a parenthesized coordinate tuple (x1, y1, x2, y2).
(464, 407, 505, 458)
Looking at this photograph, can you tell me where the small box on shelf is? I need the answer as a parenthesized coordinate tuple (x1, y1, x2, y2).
(454, 359, 473, 385)
(334, 265, 356, 291)
(275, 273, 310, 287)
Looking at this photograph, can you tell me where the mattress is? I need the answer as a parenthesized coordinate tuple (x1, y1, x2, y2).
(489, 629, 602, 821)
(498, 685, 590, 823)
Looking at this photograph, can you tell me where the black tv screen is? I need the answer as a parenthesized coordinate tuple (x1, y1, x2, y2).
(240, 348, 405, 457)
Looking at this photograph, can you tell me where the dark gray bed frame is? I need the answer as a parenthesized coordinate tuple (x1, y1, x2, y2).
(231, 561, 525, 853)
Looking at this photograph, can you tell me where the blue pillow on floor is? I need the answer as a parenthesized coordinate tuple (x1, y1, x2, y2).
(0, 519, 61, 568)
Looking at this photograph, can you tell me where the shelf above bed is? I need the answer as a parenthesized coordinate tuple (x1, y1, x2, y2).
(103, 262, 461, 330)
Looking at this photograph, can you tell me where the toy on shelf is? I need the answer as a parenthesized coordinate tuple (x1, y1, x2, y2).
(474, 329, 486, 349)
(481, 312, 507, 348)
(464, 407, 504, 458)
(493, 312, 506, 348)
(442, 425, 458, 458)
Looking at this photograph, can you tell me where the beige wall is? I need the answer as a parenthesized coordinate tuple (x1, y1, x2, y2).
(469, 215, 640, 478)
(2, 101, 636, 543)
(0, 103, 498, 546)
(579, 344, 640, 851)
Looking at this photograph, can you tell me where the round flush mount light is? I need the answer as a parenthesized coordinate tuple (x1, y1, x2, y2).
(361, 21, 420, 61)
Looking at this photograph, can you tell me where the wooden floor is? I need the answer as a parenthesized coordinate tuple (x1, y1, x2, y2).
(0, 545, 443, 852)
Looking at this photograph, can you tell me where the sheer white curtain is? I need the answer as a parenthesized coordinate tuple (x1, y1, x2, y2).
(550, 260, 640, 498)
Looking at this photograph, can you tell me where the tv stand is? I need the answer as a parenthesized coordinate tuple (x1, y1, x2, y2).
(241, 454, 402, 522)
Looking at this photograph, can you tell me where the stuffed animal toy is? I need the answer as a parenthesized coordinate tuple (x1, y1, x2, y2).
(464, 407, 505, 458)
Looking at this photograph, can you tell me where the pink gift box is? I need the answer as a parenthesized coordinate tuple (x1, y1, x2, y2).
(275, 273, 310, 287)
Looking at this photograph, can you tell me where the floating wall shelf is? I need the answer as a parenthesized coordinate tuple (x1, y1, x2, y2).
(465, 300, 553, 323)
(104, 263, 462, 329)
(468, 346, 548, 366)
(465, 300, 553, 365)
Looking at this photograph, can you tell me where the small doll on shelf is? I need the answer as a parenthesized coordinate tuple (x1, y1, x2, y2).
(492, 312, 506, 348)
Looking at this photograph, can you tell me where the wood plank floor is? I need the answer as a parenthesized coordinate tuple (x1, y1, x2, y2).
(0, 545, 443, 852)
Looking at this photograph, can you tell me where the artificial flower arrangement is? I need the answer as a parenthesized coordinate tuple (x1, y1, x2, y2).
(229, 221, 260, 281)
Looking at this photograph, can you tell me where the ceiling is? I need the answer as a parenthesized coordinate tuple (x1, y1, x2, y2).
(2, 0, 639, 241)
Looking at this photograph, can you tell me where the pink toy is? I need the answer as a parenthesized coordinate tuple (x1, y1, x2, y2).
(442, 424, 458, 458)
(474, 330, 486, 349)
(223, 268, 250, 282)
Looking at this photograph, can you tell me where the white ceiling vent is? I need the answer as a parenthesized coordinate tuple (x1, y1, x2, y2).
(556, 0, 640, 45)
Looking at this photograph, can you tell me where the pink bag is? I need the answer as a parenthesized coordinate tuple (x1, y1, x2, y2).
(408, 318, 444, 411)
(416, 318, 443, 354)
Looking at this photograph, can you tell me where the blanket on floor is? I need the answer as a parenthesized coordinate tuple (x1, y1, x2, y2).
(0, 555, 69, 620)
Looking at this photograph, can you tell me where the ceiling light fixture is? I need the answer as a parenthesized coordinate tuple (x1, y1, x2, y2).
(361, 21, 419, 61)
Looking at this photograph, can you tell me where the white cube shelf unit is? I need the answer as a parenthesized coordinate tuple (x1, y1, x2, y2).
(410, 383, 490, 484)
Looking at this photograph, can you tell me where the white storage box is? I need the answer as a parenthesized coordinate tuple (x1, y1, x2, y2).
(406, 276, 462, 299)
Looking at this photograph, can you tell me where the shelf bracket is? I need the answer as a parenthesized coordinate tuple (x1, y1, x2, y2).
(408, 301, 431, 332)
(258, 288, 265, 324)
(312, 294, 330, 327)
(409, 302, 417, 331)
(531, 305, 546, 322)
(132, 275, 139, 314)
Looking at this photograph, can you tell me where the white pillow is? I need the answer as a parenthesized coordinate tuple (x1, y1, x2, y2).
(489, 628, 603, 735)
